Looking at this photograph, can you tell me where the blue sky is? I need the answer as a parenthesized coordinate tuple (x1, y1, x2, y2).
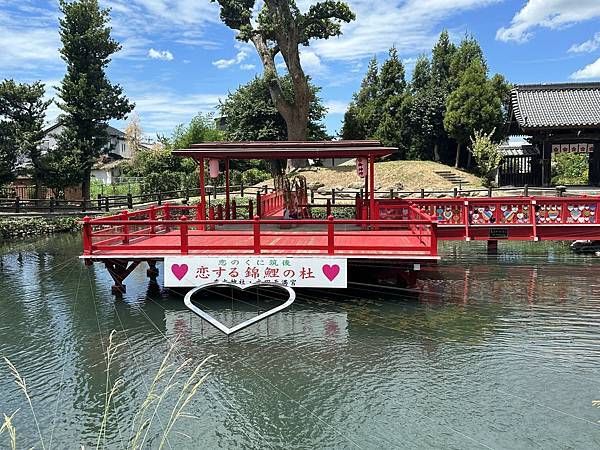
(2, 0, 600, 138)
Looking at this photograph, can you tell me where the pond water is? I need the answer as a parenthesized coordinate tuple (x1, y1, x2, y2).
(1, 233, 599, 449)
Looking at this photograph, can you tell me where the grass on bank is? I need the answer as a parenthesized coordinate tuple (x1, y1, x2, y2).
(1, 330, 214, 449)
(261, 160, 483, 192)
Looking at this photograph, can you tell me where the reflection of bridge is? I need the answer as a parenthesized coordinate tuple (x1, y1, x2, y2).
(79, 141, 600, 294)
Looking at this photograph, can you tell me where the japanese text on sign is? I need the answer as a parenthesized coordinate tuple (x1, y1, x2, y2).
(164, 257, 347, 288)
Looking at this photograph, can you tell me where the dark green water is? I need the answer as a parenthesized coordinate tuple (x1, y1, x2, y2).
(1, 234, 599, 449)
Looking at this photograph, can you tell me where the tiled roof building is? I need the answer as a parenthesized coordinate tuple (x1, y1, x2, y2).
(505, 83, 600, 187)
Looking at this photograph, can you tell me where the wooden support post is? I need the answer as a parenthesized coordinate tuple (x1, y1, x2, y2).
(524, 184, 529, 197)
(231, 199, 237, 219)
(240, 181, 244, 197)
(50, 197, 55, 213)
(421, 188, 425, 199)
(105, 260, 140, 295)
(454, 187, 458, 198)
(97, 194, 102, 209)
(157, 191, 162, 206)
(105, 196, 110, 212)
(331, 188, 336, 205)
(488, 186, 493, 197)
(147, 260, 159, 279)
(326, 199, 332, 217)
(248, 199, 254, 219)
(369, 155, 375, 221)
(180, 215, 189, 255)
(327, 215, 334, 255)
(256, 192, 262, 218)
(225, 159, 230, 220)
(253, 215, 261, 254)
(14, 196, 20, 213)
(127, 193, 133, 209)
(389, 188, 394, 199)
(310, 188, 315, 203)
(199, 157, 206, 221)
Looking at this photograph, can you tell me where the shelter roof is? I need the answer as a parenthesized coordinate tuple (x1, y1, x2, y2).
(173, 140, 395, 159)
(498, 144, 539, 157)
(510, 83, 600, 131)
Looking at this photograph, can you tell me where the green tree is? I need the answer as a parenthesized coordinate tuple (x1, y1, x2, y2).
(411, 55, 431, 93)
(54, 0, 134, 199)
(212, 0, 355, 169)
(219, 75, 327, 143)
(470, 129, 502, 186)
(431, 30, 456, 91)
(171, 113, 225, 149)
(444, 60, 503, 168)
(0, 80, 50, 191)
(449, 35, 486, 90)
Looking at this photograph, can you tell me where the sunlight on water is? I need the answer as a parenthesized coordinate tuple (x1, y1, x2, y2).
(0, 235, 599, 448)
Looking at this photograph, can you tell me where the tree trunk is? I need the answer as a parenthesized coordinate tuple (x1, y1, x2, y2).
(433, 143, 440, 162)
(286, 118, 309, 171)
(81, 165, 92, 200)
(455, 142, 461, 168)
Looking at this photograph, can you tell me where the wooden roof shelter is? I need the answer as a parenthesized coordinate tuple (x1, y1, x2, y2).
(506, 83, 600, 186)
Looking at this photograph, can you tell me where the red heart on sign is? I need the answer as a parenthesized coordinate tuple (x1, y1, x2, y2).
(171, 263, 188, 280)
(322, 264, 340, 282)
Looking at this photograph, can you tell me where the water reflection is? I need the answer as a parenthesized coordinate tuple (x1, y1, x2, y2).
(0, 236, 599, 448)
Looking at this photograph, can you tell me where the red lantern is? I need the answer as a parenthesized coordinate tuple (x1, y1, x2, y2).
(209, 159, 220, 178)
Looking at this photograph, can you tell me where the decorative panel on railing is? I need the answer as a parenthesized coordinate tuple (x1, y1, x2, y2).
(469, 205, 496, 225)
(536, 202, 597, 224)
(419, 204, 463, 224)
(498, 204, 531, 224)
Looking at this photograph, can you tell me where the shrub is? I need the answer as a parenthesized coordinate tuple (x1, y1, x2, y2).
(552, 153, 588, 185)
(240, 168, 271, 186)
(0, 217, 80, 239)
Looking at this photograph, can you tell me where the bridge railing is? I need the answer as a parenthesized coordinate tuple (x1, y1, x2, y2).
(83, 209, 438, 257)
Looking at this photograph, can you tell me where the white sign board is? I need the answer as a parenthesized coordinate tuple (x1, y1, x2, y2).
(164, 256, 347, 288)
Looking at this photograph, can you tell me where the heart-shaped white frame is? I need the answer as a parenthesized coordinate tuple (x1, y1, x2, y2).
(183, 282, 296, 336)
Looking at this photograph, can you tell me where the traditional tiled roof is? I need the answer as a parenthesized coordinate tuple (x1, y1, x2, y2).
(498, 144, 539, 157)
(510, 83, 600, 130)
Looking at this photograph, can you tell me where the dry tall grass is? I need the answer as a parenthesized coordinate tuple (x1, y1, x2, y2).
(1, 330, 214, 449)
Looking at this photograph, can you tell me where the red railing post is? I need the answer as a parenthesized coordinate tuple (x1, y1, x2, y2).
(430, 222, 438, 256)
(327, 215, 334, 255)
(209, 206, 215, 231)
(180, 215, 189, 255)
(82, 216, 92, 255)
(121, 210, 129, 244)
(256, 192, 262, 218)
(149, 205, 156, 234)
(253, 215, 261, 254)
(164, 203, 171, 232)
(463, 200, 470, 240)
(531, 199, 538, 241)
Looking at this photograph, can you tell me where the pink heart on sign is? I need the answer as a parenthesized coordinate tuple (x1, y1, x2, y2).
(171, 264, 188, 281)
(322, 264, 340, 282)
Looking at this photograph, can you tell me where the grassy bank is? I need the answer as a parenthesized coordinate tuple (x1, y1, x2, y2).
(0, 217, 81, 239)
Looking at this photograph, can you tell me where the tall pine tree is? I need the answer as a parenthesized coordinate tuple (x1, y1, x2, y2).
(341, 56, 379, 140)
(0, 80, 50, 189)
(55, 0, 133, 198)
(444, 59, 503, 168)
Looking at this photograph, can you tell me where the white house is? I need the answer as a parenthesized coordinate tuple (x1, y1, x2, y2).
(39, 123, 139, 184)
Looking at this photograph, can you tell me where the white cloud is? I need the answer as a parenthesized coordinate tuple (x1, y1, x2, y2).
(325, 100, 349, 115)
(212, 46, 252, 69)
(571, 58, 600, 80)
(569, 32, 600, 54)
(310, 0, 500, 61)
(0, 25, 60, 69)
(497, 0, 600, 43)
(240, 64, 257, 70)
(127, 90, 225, 133)
(148, 48, 174, 61)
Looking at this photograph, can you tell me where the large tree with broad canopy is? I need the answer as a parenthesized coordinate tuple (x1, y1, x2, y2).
(211, 0, 355, 169)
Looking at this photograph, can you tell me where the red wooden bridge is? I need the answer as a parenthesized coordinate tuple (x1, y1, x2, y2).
(80, 141, 600, 293)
